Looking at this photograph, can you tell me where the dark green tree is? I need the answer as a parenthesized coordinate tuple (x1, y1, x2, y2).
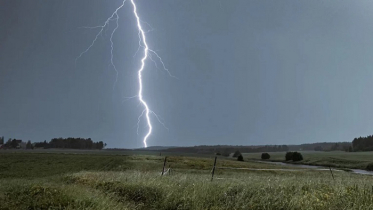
(237, 154, 244, 161)
(26, 140, 32, 149)
(261, 153, 270, 160)
(292, 152, 303, 161)
(285, 152, 294, 161)
(10, 139, 18, 148)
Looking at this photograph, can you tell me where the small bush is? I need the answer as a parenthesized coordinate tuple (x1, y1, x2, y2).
(285, 152, 303, 161)
(292, 152, 303, 162)
(261, 153, 270, 160)
(366, 163, 373, 171)
(285, 152, 294, 161)
(216, 152, 221, 156)
(237, 155, 244, 161)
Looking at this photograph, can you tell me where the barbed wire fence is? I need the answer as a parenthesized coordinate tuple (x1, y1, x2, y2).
(159, 156, 339, 181)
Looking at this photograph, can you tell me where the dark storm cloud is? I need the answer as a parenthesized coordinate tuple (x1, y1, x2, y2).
(1, 0, 373, 148)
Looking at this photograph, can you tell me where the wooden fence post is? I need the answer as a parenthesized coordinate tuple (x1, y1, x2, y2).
(211, 156, 217, 181)
(329, 167, 335, 180)
(161, 156, 167, 176)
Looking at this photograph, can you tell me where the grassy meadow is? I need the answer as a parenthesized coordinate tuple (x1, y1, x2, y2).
(1, 151, 373, 209)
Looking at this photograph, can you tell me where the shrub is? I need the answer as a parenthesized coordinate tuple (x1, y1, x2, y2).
(216, 152, 221, 156)
(292, 152, 303, 162)
(285, 152, 294, 161)
(366, 163, 373, 171)
(237, 155, 244, 161)
(233, 150, 242, 157)
(261, 153, 270, 160)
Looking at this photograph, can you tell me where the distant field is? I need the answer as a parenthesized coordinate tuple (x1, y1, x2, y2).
(0, 148, 216, 158)
(244, 151, 373, 169)
(1, 151, 373, 209)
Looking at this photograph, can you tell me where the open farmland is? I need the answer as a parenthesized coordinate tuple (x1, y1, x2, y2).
(1, 151, 373, 209)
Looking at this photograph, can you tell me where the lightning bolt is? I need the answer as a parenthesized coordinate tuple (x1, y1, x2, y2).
(77, 0, 173, 148)
(130, 0, 152, 148)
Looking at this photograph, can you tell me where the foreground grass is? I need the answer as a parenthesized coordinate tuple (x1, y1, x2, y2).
(2, 152, 373, 209)
(2, 170, 373, 210)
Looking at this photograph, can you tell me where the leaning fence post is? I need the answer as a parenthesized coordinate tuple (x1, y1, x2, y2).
(329, 167, 335, 180)
(161, 156, 167, 176)
(211, 156, 217, 181)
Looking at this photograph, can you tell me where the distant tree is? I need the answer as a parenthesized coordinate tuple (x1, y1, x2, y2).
(0, 136, 4, 145)
(292, 152, 303, 161)
(216, 152, 221, 156)
(97, 141, 104, 150)
(261, 153, 270, 160)
(10, 139, 18, 148)
(237, 154, 244, 161)
(26, 140, 32, 149)
(285, 152, 294, 161)
(233, 150, 242, 157)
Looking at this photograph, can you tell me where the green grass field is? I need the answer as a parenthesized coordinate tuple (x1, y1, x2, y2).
(1, 151, 373, 209)
(244, 151, 373, 170)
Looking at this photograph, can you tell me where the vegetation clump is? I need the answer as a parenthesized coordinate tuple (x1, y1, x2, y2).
(285, 152, 303, 162)
(261, 153, 270, 160)
(285, 152, 294, 161)
(237, 154, 244, 161)
(292, 152, 303, 161)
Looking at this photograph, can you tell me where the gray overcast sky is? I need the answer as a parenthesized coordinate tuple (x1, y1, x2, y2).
(1, 0, 373, 148)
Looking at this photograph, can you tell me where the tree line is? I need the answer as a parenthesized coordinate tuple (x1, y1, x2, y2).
(35, 138, 106, 150)
(0, 136, 106, 150)
(352, 135, 373, 152)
